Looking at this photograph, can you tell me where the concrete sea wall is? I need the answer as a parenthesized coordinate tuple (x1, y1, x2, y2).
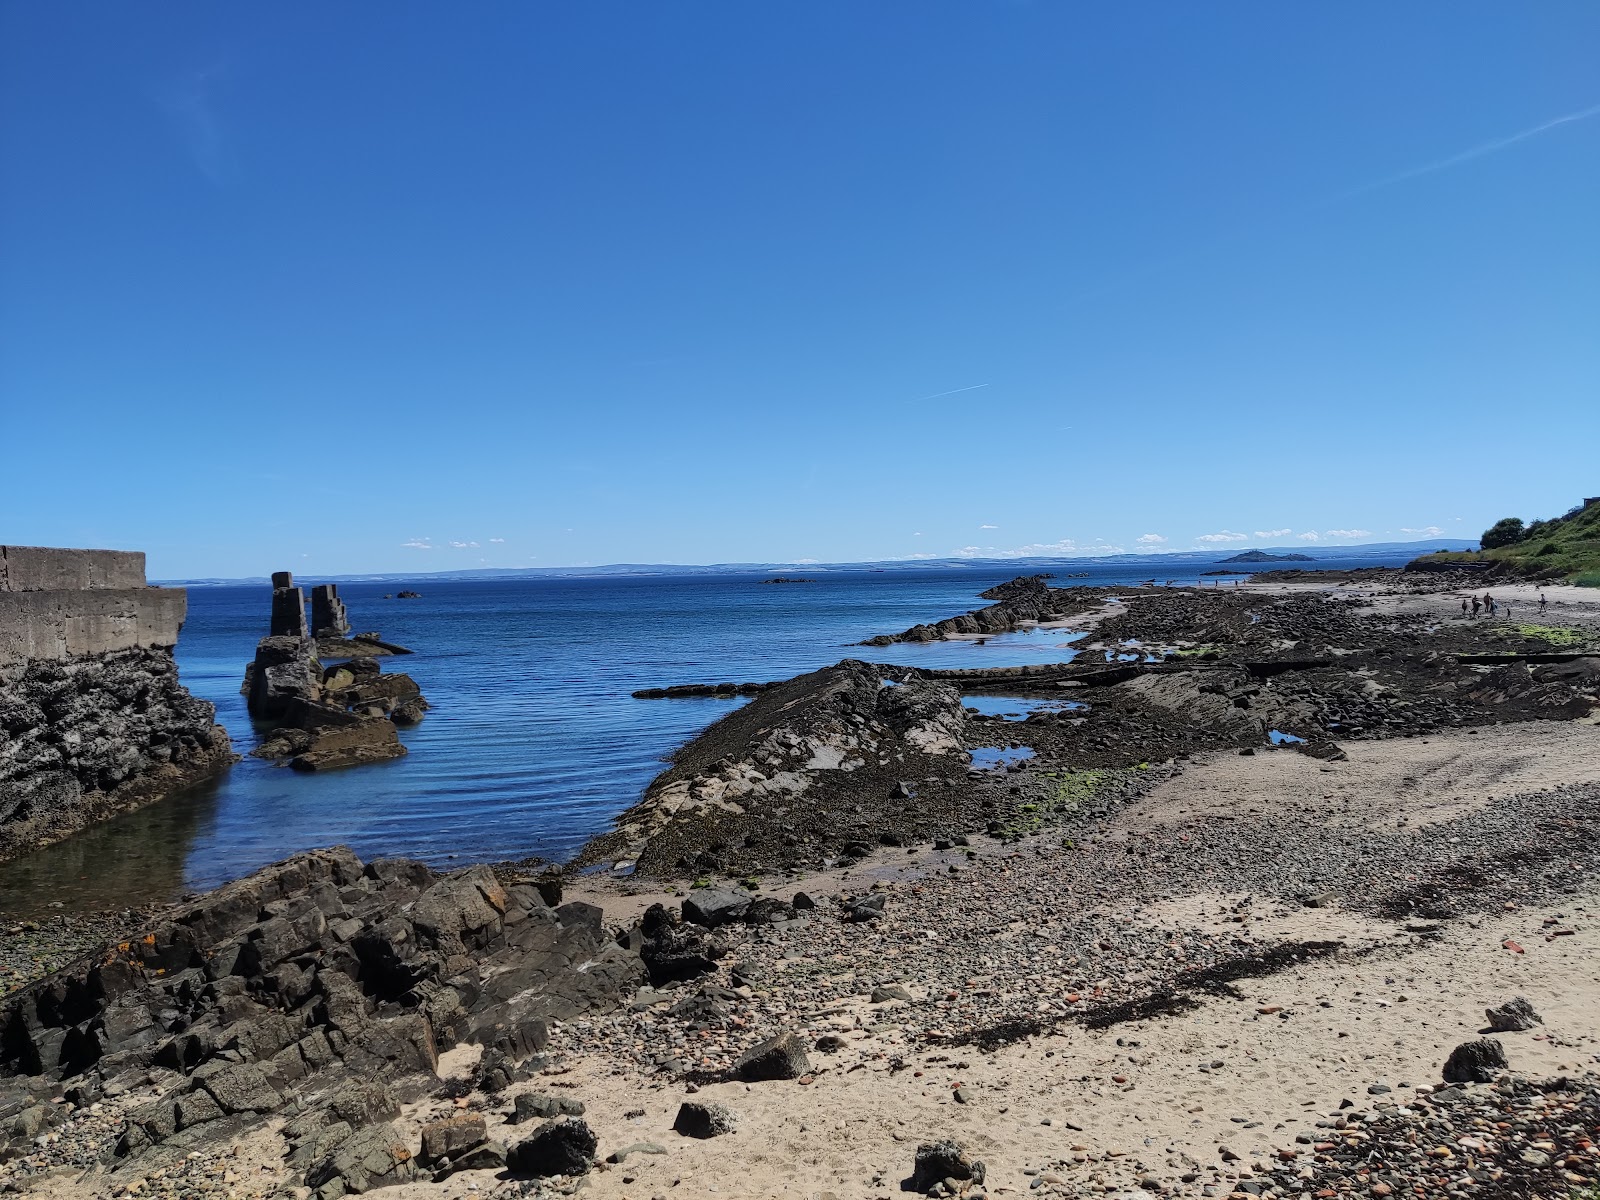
(0, 546, 233, 862)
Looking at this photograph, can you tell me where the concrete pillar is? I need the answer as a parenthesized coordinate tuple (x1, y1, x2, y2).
(311, 584, 351, 638)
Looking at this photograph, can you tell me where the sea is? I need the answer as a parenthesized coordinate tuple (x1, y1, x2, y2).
(0, 554, 1418, 914)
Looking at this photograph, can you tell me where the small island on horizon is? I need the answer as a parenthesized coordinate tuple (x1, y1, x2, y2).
(1219, 549, 1317, 563)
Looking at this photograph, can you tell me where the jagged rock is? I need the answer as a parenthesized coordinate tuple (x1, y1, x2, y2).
(411, 865, 508, 952)
(845, 892, 888, 923)
(871, 983, 913, 1003)
(420, 1113, 486, 1165)
(639, 905, 727, 985)
(193, 1061, 281, 1114)
(284, 704, 407, 772)
(742, 896, 796, 924)
(506, 1117, 597, 1177)
(305, 1122, 417, 1195)
(673, 1101, 736, 1138)
(913, 1139, 986, 1190)
(1442, 1039, 1508, 1083)
(435, 1140, 508, 1176)
(511, 1092, 586, 1123)
(682, 888, 750, 928)
(244, 571, 430, 761)
(1484, 997, 1543, 1032)
(734, 1031, 810, 1081)
(246, 635, 322, 720)
(0, 848, 642, 1189)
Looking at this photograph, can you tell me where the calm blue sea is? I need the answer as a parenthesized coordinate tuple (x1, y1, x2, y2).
(0, 556, 1411, 913)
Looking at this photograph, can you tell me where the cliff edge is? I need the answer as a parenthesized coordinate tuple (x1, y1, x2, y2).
(0, 545, 233, 862)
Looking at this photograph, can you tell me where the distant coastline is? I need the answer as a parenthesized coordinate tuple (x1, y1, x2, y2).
(156, 538, 1477, 587)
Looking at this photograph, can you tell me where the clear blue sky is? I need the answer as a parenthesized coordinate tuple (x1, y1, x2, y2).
(3, 4, 1597, 578)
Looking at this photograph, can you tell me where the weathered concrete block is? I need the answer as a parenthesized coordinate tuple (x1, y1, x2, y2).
(270, 586, 309, 638)
(0, 545, 146, 592)
(311, 585, 351, 639)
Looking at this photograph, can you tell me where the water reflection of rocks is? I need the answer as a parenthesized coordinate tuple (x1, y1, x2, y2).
(0, 776, 219, 918)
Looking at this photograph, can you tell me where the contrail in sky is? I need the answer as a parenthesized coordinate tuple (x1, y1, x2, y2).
(908, 383, 990, 404)
(1336, 101, 1600, 201)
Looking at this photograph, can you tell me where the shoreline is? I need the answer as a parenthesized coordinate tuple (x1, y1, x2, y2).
(3, 573, 1599, 1198)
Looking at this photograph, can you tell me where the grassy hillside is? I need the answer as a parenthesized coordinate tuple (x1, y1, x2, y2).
(1413, 496, 1600, 586)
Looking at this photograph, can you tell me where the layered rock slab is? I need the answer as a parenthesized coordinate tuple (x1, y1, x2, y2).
(0, 847, 646, 1187)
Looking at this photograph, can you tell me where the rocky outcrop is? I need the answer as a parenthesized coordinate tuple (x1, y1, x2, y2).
(583, 660, 969, 875)
(0, 546, 232, 863)
(0, 847, 645, 1187)
(861, 574, 1084, 645)
(243, 573, 429, 771)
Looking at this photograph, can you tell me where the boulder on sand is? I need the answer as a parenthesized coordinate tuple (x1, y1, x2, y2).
(673, 1100, 736, 1139)
(1442, 1038, 1508, 1083)
(734, 1030, 811, 1081)
(913, 1139, 986, 1190)
(1484, 996, 1542, 1032)
(507, 1117, 597, 1177)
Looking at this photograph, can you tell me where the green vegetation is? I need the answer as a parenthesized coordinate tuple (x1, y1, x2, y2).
(1419, 497, 1600, 585)
(1480, 516, 1526, 548)
(1510, 623, 1591, 648)
(988, 767, 1120, 842)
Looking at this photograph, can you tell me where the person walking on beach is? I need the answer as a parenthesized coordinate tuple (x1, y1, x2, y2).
(1484, 592, 1495, 617)
(1540, 591, 1548, 614)
(1461, 597, 1469, 618)
(1471, 595, 1481, 618)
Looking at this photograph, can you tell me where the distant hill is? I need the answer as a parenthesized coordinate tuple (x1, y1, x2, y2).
(159, 538, 1478, 586)
(1220, 549, 1315, 564)
(1413, 497, 1600, 586)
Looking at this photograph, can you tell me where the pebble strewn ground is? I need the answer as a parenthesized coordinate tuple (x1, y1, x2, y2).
(549, 775, 1600, 1081)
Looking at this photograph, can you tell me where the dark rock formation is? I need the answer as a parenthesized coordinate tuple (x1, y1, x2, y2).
(913, 1139, 985, 1190)
(1484, 997, 1543, 1032)
(507, 1117, 597, 1177)
(243, 573, 429, 769)
(862, 574, 1082, 645)
(582, 660, 967, 875)
(673, 1100, 736, 1138)
(0, 546, 232, 862)
(0, 847, 645, 1188)
(311, 584, 351, 639)
(1443, 1038, 1509, 1083)
(734, 1030, 811, 1081)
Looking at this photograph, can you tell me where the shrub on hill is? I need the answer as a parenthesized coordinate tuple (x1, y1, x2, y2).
(1480, 517, 1526, 549)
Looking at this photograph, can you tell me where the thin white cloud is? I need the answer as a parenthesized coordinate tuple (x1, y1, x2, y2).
(1401, 526, 1444, 537)
(980, 524, 998, 530)
(1136, 533, 1167, 545)
(447, 540, 480, 549)
(1339, 102, 1600, 202)
(794, 557, 820, 564)
(1254, 528, 1292, 539)
(1297, 532, 1321, 542)
(489, 537, 506, 543)
(401, 539, 433, 550)
(158, 64, 236, 186)
(1324, 529, 1371, 540)
(1195, 530, 1248, 544)
(953, 538, 1125, 559)
(907, 383, 990, 405)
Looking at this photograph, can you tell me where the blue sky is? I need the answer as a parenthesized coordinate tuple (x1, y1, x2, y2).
(3, 4, 1597, 578)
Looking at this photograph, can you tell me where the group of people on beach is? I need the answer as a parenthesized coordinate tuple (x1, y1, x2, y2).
(1462, 590, 1547, 619)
